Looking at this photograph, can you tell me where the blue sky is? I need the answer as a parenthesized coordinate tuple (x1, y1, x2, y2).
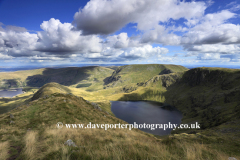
(0, 0, 240, 67)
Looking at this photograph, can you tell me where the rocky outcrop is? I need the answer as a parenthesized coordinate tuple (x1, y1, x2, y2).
(122, 85, 138, 93)
(104, 67, 123, 85)
(159, 68, 173, 75)
(138, 72, 183, 88)
(181, 68, 229, 87)
(91, 102, 102, 111)
(64, 139, 77, 147)
(85, 100, 103, 111)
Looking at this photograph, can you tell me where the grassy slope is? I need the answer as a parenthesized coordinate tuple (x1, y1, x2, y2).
(76, 66, 115, 92)
(0, 90, 37, 115)
(0, 83, 233, 160)
(31, 82, 71, 101)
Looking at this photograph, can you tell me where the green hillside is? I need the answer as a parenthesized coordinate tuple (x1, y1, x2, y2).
(104, 64, 188, 88)
(1, 65, 240, 159)
(0, 66, 114, 89)
(0, 82, 235, 160)
(164, 67, 240, 128)
(162, 68, 240, 155)
(31, 82, 71, 101)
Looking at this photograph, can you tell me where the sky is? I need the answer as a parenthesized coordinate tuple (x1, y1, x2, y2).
(0, 0, 240, 67)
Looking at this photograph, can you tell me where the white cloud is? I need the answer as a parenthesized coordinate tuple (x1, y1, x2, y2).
(226, 1, 240, 11)
(35, 18, 102, 55)
(141, 9, 240, 47)
(181, 10, 239, 45)
(0, 27, 38, 57)
(106, 32, 141, 49)
(1, 0, 240, 65)
(119, 45, 168, 60)
(141, 25, 181, 45)
(0, 53, 14, 60)
(73, 0, 206, 35)
(184, 44, 240, 54)
(197, 53, 221, 60)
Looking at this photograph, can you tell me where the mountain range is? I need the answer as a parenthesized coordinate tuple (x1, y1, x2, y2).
(0, 64, 239, 160)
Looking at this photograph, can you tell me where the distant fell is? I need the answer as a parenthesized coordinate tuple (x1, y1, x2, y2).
(27, 66, 114, 87)
(0, 66, 114, 89)
(104, 64, 188, 87)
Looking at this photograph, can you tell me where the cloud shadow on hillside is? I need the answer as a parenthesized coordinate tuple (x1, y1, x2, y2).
(26, 66, 98, 87)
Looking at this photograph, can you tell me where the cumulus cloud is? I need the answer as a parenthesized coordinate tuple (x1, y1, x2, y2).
(35, 18, 102, 55)
(105, 32, 141, 49)
(1, 0, 240, 64)
(0, 18, 170, 63)
(141, 25, 181, 45)
(181, 10, 239, 45)
(0, 24, 39, 57)
(73, 0, 206, 35)
(119, 45, 168, 60)
(0, 19, 105, 58)
(141, 9, 239, 46)
(0, 53, 14, 60)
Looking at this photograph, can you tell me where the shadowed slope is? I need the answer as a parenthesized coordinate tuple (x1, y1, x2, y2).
(27, 66, 114, 87)
(0, 68, 45, 89)
(0, 66, 114, 89)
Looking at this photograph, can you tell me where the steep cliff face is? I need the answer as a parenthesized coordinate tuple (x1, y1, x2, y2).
(164, 68, 240, 130)
(181, 68, 228, 87)
(137, 72, 184, 88)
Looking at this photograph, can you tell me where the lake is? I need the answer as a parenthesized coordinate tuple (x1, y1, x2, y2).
(0, 88, 23, 98)
(111, 101, 182, 136)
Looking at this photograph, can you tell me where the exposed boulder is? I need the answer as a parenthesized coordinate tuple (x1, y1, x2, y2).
(159, 68, 173, 75)
(91, 102, 102, 111)
(64, 139, 77, 147)
(9, 114, 14, 119)
(10, 120, 15, 124)
(122, 85, 138, 93)
(138, 72, 183, 88)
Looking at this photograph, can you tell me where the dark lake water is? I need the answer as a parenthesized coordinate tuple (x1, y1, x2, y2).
(0, 88, 23, 98)
(111, 101, 182, 136)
